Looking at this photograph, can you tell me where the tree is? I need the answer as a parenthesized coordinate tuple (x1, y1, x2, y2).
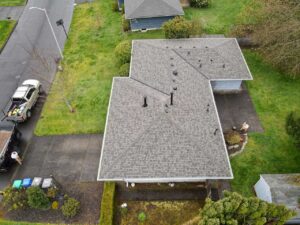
(232, 0, 300, 78)
(163, 17, 193, 39)
(286, 111, 300, 148)
(114, 40, 132, 64)
(199, 191, 296, 225)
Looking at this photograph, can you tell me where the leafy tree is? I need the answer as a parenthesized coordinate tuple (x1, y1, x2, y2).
(232, 0, 300, 78)
(114, 40, 132, 64)
(199, 191, 296, 225)
(286, 111, 300, 147)
(163, 17, 193, 39)
(26, 186, 50, 209)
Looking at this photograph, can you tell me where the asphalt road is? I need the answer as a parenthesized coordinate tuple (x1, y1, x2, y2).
(0, 0, 75, 190)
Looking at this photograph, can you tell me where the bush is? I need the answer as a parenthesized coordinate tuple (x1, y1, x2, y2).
(286, 111, 300, 147)
(118, 63, 130, 76)
(112, 1, 119, 12)
(46, 187, 57, 199)
(99, 182, 116, 225)
(163, 17, 193, 39)
(52, 201, 59, 210)
(114, 40, 132, 64)
(190, 0, 211, 8)
(138, 212, 146, 222)
(122, 15, 130, 32)
(2, 187, 27, 211)
(26, 187, 50, 209)
(224, 131, 241, 145)
(61, 196, 80, 218)
(190, 19, 202, 36)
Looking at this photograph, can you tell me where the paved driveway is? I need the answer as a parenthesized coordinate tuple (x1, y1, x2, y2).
(15, 134, 102, 182)
(214, 84, 263, 133)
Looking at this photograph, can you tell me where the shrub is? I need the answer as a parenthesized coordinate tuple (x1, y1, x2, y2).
(190, 0, 211, 8)
(190, 19, 202, 36)
(2, 187, 27, 211)
(118, 63, 130, 76)
(52, 201, 59, 210)
(224, 131, 241, 145)
(114, 40, 132, 64)
(99, 182, 116, 225)
(122, 15, 130, 32)
(46, 187, 58, 199)
(163, 17, 193, 39)
(61, 196, 80, 218)
(138, 212, 146, 222)
(26, 187, 50, 209)
(112, 1, 119, 12)
(286, 111, 300, 147)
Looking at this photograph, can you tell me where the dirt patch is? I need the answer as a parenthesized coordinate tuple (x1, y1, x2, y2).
(3, 182, 103, 225)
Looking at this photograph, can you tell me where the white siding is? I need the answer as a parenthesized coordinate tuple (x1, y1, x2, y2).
(254, 176, 272, 203)
(211, 80, 242, 92)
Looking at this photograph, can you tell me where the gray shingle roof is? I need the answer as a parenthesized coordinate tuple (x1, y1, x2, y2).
(124, 0, 184, 19)
(261, 174, 300, 222)
(98, 38, 252, 182)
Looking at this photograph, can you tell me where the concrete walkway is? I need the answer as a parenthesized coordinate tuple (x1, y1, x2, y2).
(0, 6, 24, 20)
(14, 134, 102, 182)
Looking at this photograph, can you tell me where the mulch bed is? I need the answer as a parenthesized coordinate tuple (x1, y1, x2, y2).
(3, 181, 103, 225)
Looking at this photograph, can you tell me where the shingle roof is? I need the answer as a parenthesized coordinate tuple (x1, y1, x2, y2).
(261, 174, 300, 222)
(124, 0, 184, 19)
(98, 38, 252, 182)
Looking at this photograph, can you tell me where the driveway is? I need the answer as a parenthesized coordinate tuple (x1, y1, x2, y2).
(0, 6, 24, 20)
(214, 83, 263, 133)
(14, 134, 102, 182)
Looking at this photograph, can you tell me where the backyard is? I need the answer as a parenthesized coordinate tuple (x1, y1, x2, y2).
(0, 20, 16, 49)
(0, 0, 25, 6)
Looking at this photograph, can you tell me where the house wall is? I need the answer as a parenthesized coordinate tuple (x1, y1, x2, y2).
(254, 176, 272, 203)
(211, 80, 242, 92)
(130, 16, 175, 31)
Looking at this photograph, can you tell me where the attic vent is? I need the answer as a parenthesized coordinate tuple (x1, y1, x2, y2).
(143, 97, 148, 107)
(214, 128, 219, 136)
(173, 70, 178, 76)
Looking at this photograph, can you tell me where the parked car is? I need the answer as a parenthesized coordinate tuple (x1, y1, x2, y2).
(0, 125, 22, 172)
(5, 79, 41, 123)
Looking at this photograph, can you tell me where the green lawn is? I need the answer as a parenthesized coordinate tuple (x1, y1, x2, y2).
(230, 51, 300, 196)
(0, 20, 16, 49)
(0, 0, 25, 6)
(184, 0, 251, 33)
(35, 0, 164, 135)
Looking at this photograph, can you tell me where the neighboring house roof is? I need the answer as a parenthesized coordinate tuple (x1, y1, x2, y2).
(124, 0, 184, 19)
(260, 174, 300, 223)
(97, 38, 252, 183)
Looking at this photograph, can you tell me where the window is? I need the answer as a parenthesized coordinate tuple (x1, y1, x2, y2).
(26, 88, 35, 100)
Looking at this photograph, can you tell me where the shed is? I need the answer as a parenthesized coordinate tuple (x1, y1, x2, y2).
(124, 0, 184, 31)
(254, 174, 300, 224)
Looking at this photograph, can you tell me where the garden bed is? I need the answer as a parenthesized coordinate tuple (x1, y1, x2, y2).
(2, 182, 103, 225)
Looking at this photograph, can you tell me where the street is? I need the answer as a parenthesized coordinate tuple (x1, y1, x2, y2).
(0, 0, 74, 190)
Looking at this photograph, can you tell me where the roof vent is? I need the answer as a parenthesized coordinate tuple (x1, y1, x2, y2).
(179, 46, 182, 48)
(210, 59, 213, 63)
(206, 104, 210, 113)
(223, 64, 226, 68)
(166, 46, 169, 49)
(173, 70, 178, 76)
(173, 87, 177, 91)
(187, 51, 190, 55)
(205, 46, 208, 49)
(170, 57, 174, 60)
(199, 64, 202, 68)
(170, 92, 174, 106)
(193, 46, 196, 48)
(143, 96, 148, 107)
(173, 79, 176, 83)
(198, 59, 201, 62)
(171, 63, 174, 67)
(164, 104, 169, 113)
(214, 128, 219, 136)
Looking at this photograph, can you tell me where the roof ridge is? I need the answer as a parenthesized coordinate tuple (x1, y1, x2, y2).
(130, 77, 170, 96)
(127, 0, 146, 19)
(161, 0, 183, 13)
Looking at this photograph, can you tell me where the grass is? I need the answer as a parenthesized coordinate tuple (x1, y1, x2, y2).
(184, 0, 251, 34)
(230, 50, 300, 196)
(0, 0, 25, 6)
(0, 20, 16, 50)
(118, 201, 202, 225)
(35, 0, 164, 135)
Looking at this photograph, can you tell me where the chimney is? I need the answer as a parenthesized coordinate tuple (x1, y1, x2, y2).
(143, 96, 148, 107)
(170, 92, 174, 106)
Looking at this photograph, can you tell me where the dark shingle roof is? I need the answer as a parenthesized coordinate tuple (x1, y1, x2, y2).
(124, 0, 184, 19)
(98, 38, 252, 182)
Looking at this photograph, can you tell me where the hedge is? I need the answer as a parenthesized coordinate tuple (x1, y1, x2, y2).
(99, 182, 116, 225)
